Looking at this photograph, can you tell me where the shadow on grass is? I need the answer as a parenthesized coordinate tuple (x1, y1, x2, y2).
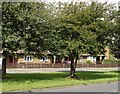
(78, 71, 119, 80)
(3, 71, 119, 83)
(3, 72, 69, 82)
(110, 71, 120, 73)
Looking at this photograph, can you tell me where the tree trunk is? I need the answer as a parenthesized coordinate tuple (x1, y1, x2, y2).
(2, 51, 7, 79)
(2, 57, 6, 79)
(74, 53, 78, 73)
(70, 56, 75, 78)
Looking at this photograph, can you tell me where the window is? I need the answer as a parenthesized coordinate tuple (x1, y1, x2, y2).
(82, 56, 87, 59)
(87, 56, 96, 62)
(24, 55, 33, 62)
(40, 56, 48, 62)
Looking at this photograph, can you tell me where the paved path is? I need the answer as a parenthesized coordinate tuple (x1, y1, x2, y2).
(6, 68, 119, 73)
(2, 82, 119, 94)
(33, 81, 119, 92)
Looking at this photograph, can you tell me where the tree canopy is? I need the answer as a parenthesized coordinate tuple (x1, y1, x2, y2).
(2, 2, 55, 56)
(2, 1, 118, 78)
(110, 6, 120, 59)
(2, 2, 55, 78)
(49, 2, 117, 78)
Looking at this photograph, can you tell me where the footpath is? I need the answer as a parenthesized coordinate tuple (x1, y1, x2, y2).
(6, 67, 119, 73)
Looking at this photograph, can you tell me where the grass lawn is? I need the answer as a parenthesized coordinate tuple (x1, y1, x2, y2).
(2, 71, 120, 92)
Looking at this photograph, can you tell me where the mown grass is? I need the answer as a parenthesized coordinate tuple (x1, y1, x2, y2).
(1, 71, 120, 92)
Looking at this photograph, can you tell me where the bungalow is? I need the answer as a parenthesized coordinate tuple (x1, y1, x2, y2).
(5, 47, 110, 65)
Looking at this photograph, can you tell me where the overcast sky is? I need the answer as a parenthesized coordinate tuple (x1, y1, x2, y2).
(43, 0, 119, 5)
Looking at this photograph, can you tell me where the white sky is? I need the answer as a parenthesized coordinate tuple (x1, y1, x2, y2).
(43, 0, 119, 5)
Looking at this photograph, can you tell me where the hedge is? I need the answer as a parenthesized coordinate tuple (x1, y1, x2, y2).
(104, 59, 120, 64)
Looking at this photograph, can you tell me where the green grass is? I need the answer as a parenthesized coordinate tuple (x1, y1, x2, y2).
(1, 71, 120, 92)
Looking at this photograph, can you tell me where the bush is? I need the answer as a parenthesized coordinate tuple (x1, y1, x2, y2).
(86, 60, 93, 64)
(104, 59, 120, 64)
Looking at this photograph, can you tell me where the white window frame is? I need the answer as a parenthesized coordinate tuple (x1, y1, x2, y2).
(93, 57, 96, 62)
(87, 56, 96, 62)
(0, 58, 2, 69)
(40, 56, 48, 62)
(24, 55, 33, 62)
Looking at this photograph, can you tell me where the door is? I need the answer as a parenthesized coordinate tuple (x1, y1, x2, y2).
(9, 56, 13, 63)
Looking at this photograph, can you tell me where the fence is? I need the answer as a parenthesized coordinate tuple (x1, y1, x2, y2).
(6, 63, 120, 68)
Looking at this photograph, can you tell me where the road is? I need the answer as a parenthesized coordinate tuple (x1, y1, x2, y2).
(2, 82, 119, 94)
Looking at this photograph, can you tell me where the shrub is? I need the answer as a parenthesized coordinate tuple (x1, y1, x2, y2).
(86, 60, 93, 64)
(104, 59, 120, 64)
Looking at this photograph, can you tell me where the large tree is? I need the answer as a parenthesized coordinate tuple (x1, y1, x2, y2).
(2, 2, 54, 78)
(52, 2, 116, 78)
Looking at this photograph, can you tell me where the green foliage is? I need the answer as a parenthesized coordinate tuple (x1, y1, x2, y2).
(86, 60, 93, 64)
(2, 2, 117, 57)
(104, 59, 120, 64)
(109, 53, 116, 59)
(110, 8, 120, 59)
(53, 2, 116, 61)
(2, 2, 118, 77)
(2, 2, 55, 56)
(50, 2, 117, 77)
